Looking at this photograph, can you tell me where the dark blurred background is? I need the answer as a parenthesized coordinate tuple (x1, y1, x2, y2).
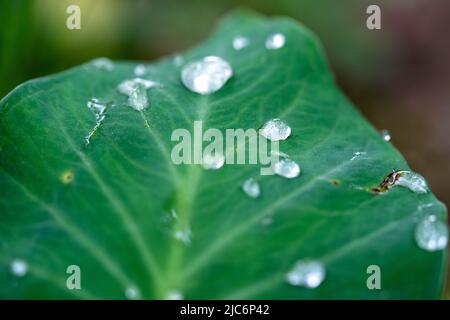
(1, 0, 449, 297)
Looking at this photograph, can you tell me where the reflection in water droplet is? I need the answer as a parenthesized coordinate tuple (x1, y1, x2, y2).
(286, 260, 325, 288)
(265, 33, 285, 50)
(242, 178, 260, 198)
(202, 153, 225, 170)
(134, 64, 147, 76)
(11, 259, 28, 277)
(381, 129, 391, 142)
(274, 159, 300, 179)
(181, 56, 233, 95)
(233, 36, 249, 50)
(166, 290, 184, 300)
(92, 58, 114, 71)
(396, 171, 429, 194)
(125, 286, 141, 300)
(415, 215, 448, 252)
(260, 119, 291, 141)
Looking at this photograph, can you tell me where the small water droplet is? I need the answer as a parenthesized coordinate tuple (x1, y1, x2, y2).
(415, 215, 448, 252)
(202, 153, 225, 170)
(11, 259, 28, 277)
(173, 54, 184, 67)
(286, 260, 325, 288)
(242, 178, 261, 198)
(134, 64, 147, 76)
(350, 151, 367, 161)
(92, 58, 114, 71)
(125, 286, 141, 300)
(396, 171, 429, 194)
(265, 33, 286, 50)
(174, 227, 192, 245)
(232, 36, 249, 50)
(261, 217, 273, 225)
(166, 290, 184, 300)
(274, 158, 300, 179)
(260, 119, 291, 141)
(381, 129, 391, 142)
(117, 78, 159, 111)
(181, 56, 233, 95)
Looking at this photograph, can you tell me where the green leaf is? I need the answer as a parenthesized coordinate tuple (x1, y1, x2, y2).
(0, 10, 447, 299)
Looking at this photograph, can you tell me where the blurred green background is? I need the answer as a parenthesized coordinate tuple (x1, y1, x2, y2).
(1, 0, 449, 297)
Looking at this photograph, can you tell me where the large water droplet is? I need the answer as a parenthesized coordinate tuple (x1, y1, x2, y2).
(233, 36, 249, 50)
(415, 215, 448, 252)
(396, 171, 429, 194)
(92, 58, 114, 71)
(11, 259, 28, 277)
(242, 178, 260, 198)
(260, 119, 291, 141)
(166, 290, 184, 300)
(202, 153, 225, 170)
(286, 260, 325, 288)
(181, 56, 233, 95)
(381, 129, 391, 142)
(265, 33, 286, 50)
(125, 286, 141, 300)
(274, 158, 300, 179)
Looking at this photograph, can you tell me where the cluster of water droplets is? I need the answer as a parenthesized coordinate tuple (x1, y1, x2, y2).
(286, 260, 325, 288)
(85, 98, 108, 145)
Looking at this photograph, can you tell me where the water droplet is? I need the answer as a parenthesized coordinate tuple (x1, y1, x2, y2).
(286, 260, 325, 288)
(92, 58, 114, 71)
(173, 54, 184, 67)
(125, 286, 141, 300)
(265, 33, 285, 50)
(396, 171, 429, 194)
(381, 129, 391, 142)
(85, 98, 108, 145)
(350, 151, 367, 161)
(202, 153, 225, 170)
(233, 36, 249, 50)
(134, 64, 147, 76)
(260, 119, 291, 141)
(166, 290, 184, 300)
(415, 215, 448, 252)
(117, 78, 159, 111)
(181, 56, 233, 95)
(242, 178, 260, 198)
(274, 158, 300, 179)
(174, 227, 192, 245)
(11, 259, 28, 277)
(117, 78, 159, 96)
